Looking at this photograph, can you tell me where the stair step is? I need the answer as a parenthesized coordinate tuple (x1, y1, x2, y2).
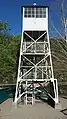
(27, 100, 33, 102)
(27, 97, 33, 99)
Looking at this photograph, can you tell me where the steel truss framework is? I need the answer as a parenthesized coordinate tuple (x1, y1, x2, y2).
(14, 30, 58, 105)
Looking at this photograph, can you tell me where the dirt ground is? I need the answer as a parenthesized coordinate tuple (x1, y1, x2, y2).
(0, 97, 67, 119)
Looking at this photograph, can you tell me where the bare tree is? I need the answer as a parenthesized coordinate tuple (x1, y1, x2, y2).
(57, 0, 67, 40)
(49, 0, 67, 40)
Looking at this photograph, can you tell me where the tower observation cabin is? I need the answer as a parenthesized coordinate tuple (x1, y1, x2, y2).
(14, 5, 58, 107)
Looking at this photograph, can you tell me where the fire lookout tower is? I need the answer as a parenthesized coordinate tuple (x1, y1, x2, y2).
(14, 5, 58, 106)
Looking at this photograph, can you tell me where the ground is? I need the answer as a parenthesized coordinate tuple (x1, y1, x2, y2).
(0, 97, 67, 119)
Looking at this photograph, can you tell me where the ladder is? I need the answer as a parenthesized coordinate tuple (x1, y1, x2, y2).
(24, 81, 35, 105)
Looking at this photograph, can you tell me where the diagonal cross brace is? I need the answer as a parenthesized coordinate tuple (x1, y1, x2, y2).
(21, 54, 49, 78)
(23, 31, 47, 53)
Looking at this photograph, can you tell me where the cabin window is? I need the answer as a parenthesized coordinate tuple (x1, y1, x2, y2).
(24, 7, 46, 18)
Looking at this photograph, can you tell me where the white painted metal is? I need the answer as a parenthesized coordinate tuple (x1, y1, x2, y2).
(23, 18, 48, 31)
(14, 6, 58, 105)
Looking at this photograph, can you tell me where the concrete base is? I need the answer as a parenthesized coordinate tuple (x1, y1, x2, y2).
(55, 103, 62, 110)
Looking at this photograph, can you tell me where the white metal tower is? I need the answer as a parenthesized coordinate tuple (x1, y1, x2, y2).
(14, 5, 58, 106)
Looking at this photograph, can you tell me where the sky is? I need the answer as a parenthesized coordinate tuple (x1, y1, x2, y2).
(0, 0, 67, 35)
